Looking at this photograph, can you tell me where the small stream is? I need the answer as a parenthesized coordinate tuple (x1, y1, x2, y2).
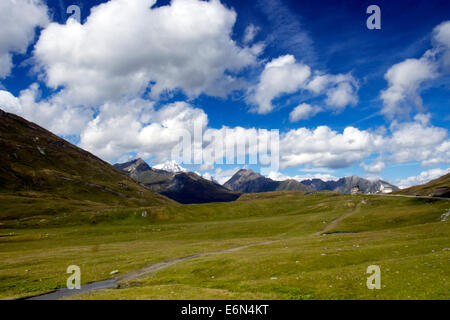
(26, 241, 275, 300)
(27, 279, 118, 300)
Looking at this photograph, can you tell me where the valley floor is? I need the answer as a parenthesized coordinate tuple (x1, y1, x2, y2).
(0, 192, 449, 300)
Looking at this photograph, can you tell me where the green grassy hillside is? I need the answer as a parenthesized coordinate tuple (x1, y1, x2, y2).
(0, 191, 448, 300)
(396, 173, 450, 197)
(0, 109, 173, 226)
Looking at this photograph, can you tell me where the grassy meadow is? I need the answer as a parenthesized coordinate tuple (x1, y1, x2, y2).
(0, 192, 448, 300)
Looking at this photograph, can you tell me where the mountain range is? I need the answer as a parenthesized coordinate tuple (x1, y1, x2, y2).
(223, 169, 311, 193)
(223, 169, 399, 194)
(114, 159, 241, 204)
(2, 108, 447, 217)
(300, 176, 399, 194)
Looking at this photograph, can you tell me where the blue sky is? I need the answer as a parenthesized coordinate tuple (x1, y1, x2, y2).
(0, 0, 449, 187)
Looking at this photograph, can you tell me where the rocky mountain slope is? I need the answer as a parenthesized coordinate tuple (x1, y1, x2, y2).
(301, 176, 399, 194)
(396, 172, 450, 198)
(0, 109, 172, 215)
(224, 170, 398, 195)
(114, 159, 241, 204)
(224, 169, 311, 193)
(114, 159, 173, 192)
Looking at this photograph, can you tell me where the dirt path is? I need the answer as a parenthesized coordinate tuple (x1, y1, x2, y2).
(370, 194, 450, 200)
(29, 202, 365, 300)
(28, 241, 276, 300)
(314, 202, 362, 236)
(119, 241, 275, 282)
(84, 205, 368, 287)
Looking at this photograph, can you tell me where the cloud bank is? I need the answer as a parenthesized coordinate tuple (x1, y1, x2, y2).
(0, 0, 48, 78)
(34, 0, 259, 106)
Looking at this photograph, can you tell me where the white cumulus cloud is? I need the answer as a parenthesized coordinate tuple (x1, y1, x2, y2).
(381, 20, 450, 118)
(202, 167, 241, 185)
(433, 20, 450, 70)
(289, 103, 323, 122)
(0, 0, 48, 78)
(33, 0, 259, 106)
(0, 84, 92, 136)
(250, 55, 358, 115)
(278, 126, 384, 169)
(268, 171, 338, 182)
(361, 160, 386, 173)
(381, 58, 437, 118)
(387, 114, 449, 166)
(243, 24, 259, 44)
(396, 167, 450, 189)
(78, 100, 208, 162)
(250, 55, 311, 114)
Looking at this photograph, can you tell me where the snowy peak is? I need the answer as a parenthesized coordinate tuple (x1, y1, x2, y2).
(113, 158, 240, 204)
(153, 160, 187, 173)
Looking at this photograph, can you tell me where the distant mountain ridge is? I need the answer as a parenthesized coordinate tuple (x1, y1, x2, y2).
(301, 176, 399, 194)
(114, 159, 241, 204)
(224, 169, 399, 194)
(114, 158, 173, 192)
(224, 169, 311, 193)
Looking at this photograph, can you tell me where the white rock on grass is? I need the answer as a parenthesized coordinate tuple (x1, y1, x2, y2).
(440, 210, 450, 222)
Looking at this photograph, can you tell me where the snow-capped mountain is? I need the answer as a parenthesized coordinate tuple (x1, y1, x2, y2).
(153, 160, 187, 173)
(114, 158, 241, 204)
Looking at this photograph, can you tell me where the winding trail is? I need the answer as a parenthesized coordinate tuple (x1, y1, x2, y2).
(26, 194, 449, 300)
(29, 202, 367, 300)
(371, 194, 450, 201)
(314, 202, 362, 236)
(314, 193, 450, 235)
(119, 241, 275, 282)
(28, 241, 276, 300)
